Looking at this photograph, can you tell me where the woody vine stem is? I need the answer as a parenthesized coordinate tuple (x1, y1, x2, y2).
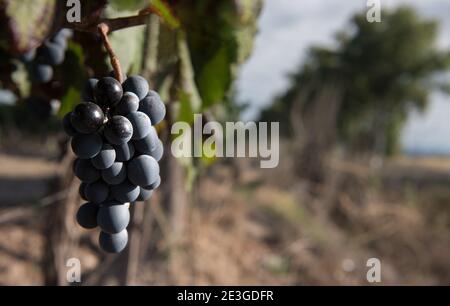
(64, 9, 158, 83)
(97, 23, 123, 83)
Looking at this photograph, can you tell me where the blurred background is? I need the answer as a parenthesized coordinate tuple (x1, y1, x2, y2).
(0, 0, 450, 285)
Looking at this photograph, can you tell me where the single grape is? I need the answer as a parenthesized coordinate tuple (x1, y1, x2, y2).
(150, 139, 164, 162)
(104, 115, 133, 145)
(71, 133, 103, 159)
(114, 92, 139, 116)
(99, 229, 128, 253)
(110, 180, 140, 203)
(133, 126, 158, 154)
(136, 187, 153, 202)
(85, 180, 109, 204)
(76, 202, 99, 229)
(79, 182, 88, 201)
(51, 29, 72, 48)
(139, 91, 166, 125)
(73, 158, 100, 183)
(127, 155, 159, 187)
(50, 99, 61, 115)
(36, 41, 65, 65)
(21, 49, 36, 62)
(31, 63, 53, 83)
(146, 175, 161, 190)
(127, 111, 151, 140)
(114, 142, 135, 162)
(91, 144, 116, 170)
(82, 78, 98, 102)
(97, 202, 130, 234)
(51, 35, 67, 50)
(122, 75, 149, 100)
(58, 28, 73, 38)
(70, 102, 104, 134)
(101, 162, 127, 185)
(94, 77, 123, 109)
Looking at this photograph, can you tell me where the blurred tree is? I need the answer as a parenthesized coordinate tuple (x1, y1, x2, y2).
(261, 7, 450, 156)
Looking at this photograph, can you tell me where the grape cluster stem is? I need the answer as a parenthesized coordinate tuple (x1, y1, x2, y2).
(62, 8, 162, 84)
(97, 23, 123, 84)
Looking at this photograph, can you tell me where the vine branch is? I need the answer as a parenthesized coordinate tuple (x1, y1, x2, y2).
(97, 23, 123, 83)
(63, 9, 159, 82)
(63, 12, 155, 34)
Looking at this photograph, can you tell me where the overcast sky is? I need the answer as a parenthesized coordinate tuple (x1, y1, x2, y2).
(236, 0, 450, 154)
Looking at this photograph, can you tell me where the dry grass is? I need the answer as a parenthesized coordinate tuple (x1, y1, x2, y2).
(1, 151, 450, 285)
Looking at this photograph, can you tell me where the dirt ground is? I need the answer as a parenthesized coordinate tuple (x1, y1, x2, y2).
(1, 151, 450, 285)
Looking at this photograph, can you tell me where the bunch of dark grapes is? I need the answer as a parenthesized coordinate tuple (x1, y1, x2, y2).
(63, 74, 166, 253)
(22, 29, 72, 83)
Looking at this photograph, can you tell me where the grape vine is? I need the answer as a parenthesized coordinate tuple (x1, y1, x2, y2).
(66, 73, 165, 253)
(60, 14, 166, 253)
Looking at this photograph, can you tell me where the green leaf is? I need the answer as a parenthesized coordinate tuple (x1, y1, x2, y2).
(235, 0, 263, 63)
(200, 142, 217, 166)
(109, 26, 146, 74)
(150, 0, 180, 29)
(176, 90, 195, 124)
(170, 0, 261, 110)
(57, 42, 87, 117)
(1, 0, 57, 52)
(109, 0, 149, 11)
(11, 61, 30, 98)
(197, 46, 231, 108)
(104, 7, 147, 74)
(59, 42, 87, 89)
(58, 87, 80, 118)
